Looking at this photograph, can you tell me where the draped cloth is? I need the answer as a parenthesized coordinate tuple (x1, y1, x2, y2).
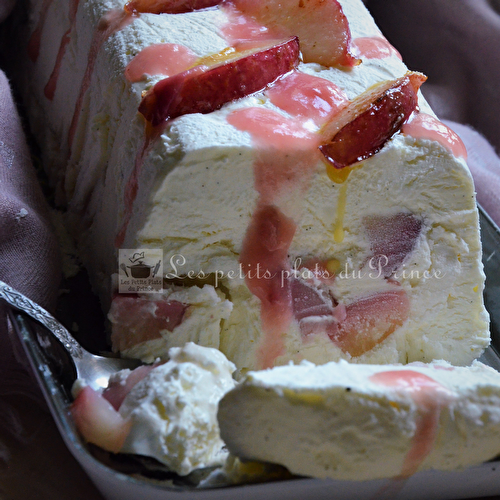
(0, 56, 104, 500)
(365, 0, 500, 224)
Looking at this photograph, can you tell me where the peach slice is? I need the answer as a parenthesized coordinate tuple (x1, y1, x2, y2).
(109, 295, 187, 353)
(319, 72, 427, 169)
(102, 365, 155, 410)
(291, 278, 338, 321)
(71, 386, 132, 453)
(124, 0, 222, 14)
(139, 37, 300, 126)
(332, 290, 410, 357)
(231, 0, 359, 67)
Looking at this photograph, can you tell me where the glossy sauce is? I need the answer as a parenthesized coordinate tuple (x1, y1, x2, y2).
(44, 0, 80, 100)
(125, 43, 198, 82)
(27, 0, 54, 61)
(370, 369, 453, 478)
(265, 70, 348, 126)
(68, 9, 134, 151)
(402, 112, 467, 160)
(229, 106, 316, 367)
(333, 182, 348, 243)
(352, 36, 402, 60)
(228, 72, 348, 368)
(115, 123, 163, 248)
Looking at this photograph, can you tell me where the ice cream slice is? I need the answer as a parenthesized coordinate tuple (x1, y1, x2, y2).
(218, 360, 500, 481)
(16, 0, 489, 371)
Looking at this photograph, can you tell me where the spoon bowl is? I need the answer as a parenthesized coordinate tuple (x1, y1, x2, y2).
(1, 279, 141, 391)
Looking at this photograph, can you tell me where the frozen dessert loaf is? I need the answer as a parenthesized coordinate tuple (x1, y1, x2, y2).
(17, 0, 489, 371)
(218, 360, 500, 481)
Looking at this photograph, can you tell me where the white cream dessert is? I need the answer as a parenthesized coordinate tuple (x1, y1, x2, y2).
(218, 360, 500, 481)
(71, 342, 236, 475)
(108, 283, 232, 362)
(18, 0, 489, 373)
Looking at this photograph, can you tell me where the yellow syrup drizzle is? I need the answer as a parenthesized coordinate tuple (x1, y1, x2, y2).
(326, 258, 341, 275)
(325, 163, 361, 244)
(334, 182, 348, 243)
(190, 47, 237, 68)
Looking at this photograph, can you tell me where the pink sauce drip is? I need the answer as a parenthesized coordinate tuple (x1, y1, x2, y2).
(125, 43, 198, 82)
(370, 370, 453, 478)
(265, 71, 349, 126)
(351, 36, 402, 60)
(44, 0, 80, 101)
(239, 204, 296, 368)
(114, 125, 163, 248)
(68, 9, 134, 152)
(228, 107, 315, 152)
(118, 42, 201, 246)
(402, 112, 467, 160)
(228, 71, 347, 367)
(27, 0, 54, 62)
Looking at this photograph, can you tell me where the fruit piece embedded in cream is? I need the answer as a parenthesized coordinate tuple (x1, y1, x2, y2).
(218, 360, 500, 481)
(108, 284, 233, 363)
(118, 343, 237, 475)
(16, 0, 489, 373)
(71, 385, 133, 453)
(71, 343, 237, 474)
(139, 36, 300, 125)
(319, 72, 426, 169)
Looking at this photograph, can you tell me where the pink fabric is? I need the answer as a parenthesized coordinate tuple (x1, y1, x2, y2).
(445, 120, 500, 225)
(0, 0, 16, 23)
(365, 0, 500, 153)
(0, 67, 61, 477)
(365, 0, 500, 224)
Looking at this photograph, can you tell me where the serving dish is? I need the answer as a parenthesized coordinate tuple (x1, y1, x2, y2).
(6, 204, 500, 500)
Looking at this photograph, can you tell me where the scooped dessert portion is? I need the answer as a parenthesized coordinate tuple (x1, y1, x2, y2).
(71, 342, 236, 475)
(218, 359, 500, 481)
(17, 0, 489, 373)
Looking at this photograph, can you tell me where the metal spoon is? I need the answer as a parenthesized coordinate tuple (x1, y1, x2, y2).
(0, 279, 141, 391)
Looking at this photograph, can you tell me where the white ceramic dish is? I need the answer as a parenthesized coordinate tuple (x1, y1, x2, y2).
(8, 204, 500, 500)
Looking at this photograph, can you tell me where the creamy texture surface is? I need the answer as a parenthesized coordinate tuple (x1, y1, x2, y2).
(218, 360, 500, 481)
(18, 0, 489, 372)
(117, 342, 236, 475)
(108, 283, 232, 362)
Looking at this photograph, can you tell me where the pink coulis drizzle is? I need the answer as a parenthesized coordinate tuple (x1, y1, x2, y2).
(125, 43, 198, 82)
(44, 0, 80, 100)
(228, 72, 348, 368)
(402, 112, 467, 160)
(116, 43, 201, 247)
(67, 9, 134, 152)
(370, 369, 453, 479)
(114, 124, 163, 248)
(27, 0, 54, 62)
(265, 71, 349, 127)
(351, 36, 402, 60)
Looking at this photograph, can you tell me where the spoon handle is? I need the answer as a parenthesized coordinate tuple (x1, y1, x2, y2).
(0, 279, 83, 359)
